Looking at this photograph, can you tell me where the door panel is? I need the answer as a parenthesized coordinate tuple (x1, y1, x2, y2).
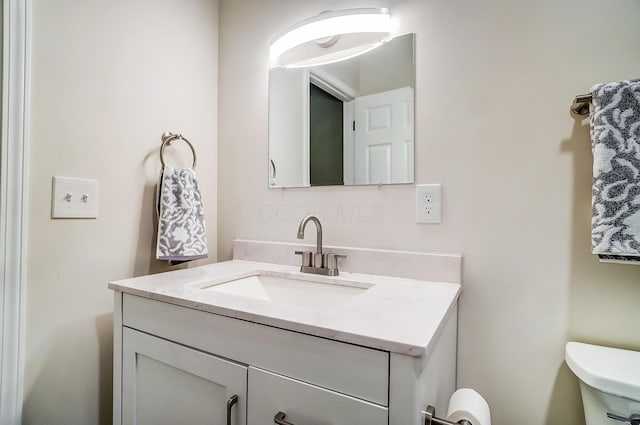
(122, 328, 247, 425)
(268, 67, 310, 188)
(367, 144, 392, 183)
(354, 86, 414, 184)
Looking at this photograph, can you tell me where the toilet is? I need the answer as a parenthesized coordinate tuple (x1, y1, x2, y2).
(565, 342, 640, 425)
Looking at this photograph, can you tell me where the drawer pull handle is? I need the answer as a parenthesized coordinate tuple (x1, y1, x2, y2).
(274, 411, 295, 425)
(226, 394, 238, 425)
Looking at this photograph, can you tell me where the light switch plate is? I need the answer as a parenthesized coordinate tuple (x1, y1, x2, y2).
(51, 176, 99, 219)
(416, 183, 442, 224)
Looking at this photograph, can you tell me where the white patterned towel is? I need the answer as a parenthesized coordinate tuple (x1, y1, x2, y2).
(590, 79, 640, 263)
(156, 165, 208, 265)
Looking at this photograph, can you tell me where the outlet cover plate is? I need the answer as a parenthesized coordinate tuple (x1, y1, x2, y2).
(51, 176, 99, 219)
(416, 183, 442, 224)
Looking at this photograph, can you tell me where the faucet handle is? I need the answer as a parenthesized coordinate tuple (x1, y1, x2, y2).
(294, 250, 313, 267)
(326, 254, 346, 272)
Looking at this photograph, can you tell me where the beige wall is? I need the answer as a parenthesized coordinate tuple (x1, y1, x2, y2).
(24, 0, 219, 423)
(218, 1, 640, 425)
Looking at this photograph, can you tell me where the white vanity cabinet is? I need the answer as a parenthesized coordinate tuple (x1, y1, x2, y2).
(111, 254, 461, 425)
(120, 325, 387, 425)
(113, 290, 458, 425)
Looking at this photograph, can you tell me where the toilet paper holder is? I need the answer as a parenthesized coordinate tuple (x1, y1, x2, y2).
(422, 405, 472, 425)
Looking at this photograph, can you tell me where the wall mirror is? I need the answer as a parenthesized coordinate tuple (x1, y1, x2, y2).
(268, 33, 415, 188)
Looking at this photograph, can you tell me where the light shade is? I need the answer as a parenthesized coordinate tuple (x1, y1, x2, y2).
(269, 8, 391, 68)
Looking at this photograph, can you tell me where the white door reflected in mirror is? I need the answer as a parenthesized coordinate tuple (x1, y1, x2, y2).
(268, 33, 415, 188)
(353, 87, 414, 185)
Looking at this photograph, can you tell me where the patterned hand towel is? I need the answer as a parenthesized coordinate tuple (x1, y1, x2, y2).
(156, 165, 208, 265)
(590, 79, 640, 263)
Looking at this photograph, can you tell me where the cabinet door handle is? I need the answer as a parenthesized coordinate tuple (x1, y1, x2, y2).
(270, 159, 277, 179)
(226, 394, 238, 425)
(274, 411, 295, 425)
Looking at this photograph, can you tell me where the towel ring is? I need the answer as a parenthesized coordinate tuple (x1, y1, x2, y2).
(160, 131, 197, 169)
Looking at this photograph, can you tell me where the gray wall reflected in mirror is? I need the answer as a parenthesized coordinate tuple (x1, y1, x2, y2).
(268, 33, 415, 188)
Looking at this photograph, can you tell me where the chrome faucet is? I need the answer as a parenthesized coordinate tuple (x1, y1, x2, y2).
(295, 215, 345, 276)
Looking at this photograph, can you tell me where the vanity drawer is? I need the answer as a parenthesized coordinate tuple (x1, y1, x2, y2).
(122, 294, 389, 406)
(248, 367, 388, 425)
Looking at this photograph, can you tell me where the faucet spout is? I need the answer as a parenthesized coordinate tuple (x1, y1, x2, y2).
(297, 215, 323, 254)
(294, 215, 345, 276)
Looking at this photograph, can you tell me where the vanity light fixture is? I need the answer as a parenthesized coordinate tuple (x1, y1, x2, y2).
(269, 8, 391, 68)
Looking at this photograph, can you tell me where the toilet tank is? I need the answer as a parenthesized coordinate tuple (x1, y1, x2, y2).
(565, 342, 640, 425)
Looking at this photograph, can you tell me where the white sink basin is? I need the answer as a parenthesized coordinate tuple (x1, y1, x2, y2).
(202, 273, 372, 310)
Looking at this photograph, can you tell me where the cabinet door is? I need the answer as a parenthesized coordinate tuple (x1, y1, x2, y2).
(122, 328, 247, 425)
(247, 367, 387, 425)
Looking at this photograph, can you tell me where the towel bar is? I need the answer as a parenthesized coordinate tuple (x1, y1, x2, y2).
(160, 131, 197, 169)
(570, 93, 592, 116)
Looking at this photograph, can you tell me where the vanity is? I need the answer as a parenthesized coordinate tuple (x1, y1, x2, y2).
(109, 240, 461, 425)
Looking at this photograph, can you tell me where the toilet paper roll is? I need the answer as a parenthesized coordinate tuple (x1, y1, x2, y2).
(446, 388, 491, 425)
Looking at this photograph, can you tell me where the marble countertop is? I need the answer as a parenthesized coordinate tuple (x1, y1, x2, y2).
(109, 259, 461, 357)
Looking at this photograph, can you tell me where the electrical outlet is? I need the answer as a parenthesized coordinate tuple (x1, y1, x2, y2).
(416, 184, 442, 223)
(425, 192, 435, 203)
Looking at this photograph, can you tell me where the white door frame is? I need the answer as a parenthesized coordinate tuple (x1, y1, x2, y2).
(0, 0, 30, 423)
(309, 69, 358, 102)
